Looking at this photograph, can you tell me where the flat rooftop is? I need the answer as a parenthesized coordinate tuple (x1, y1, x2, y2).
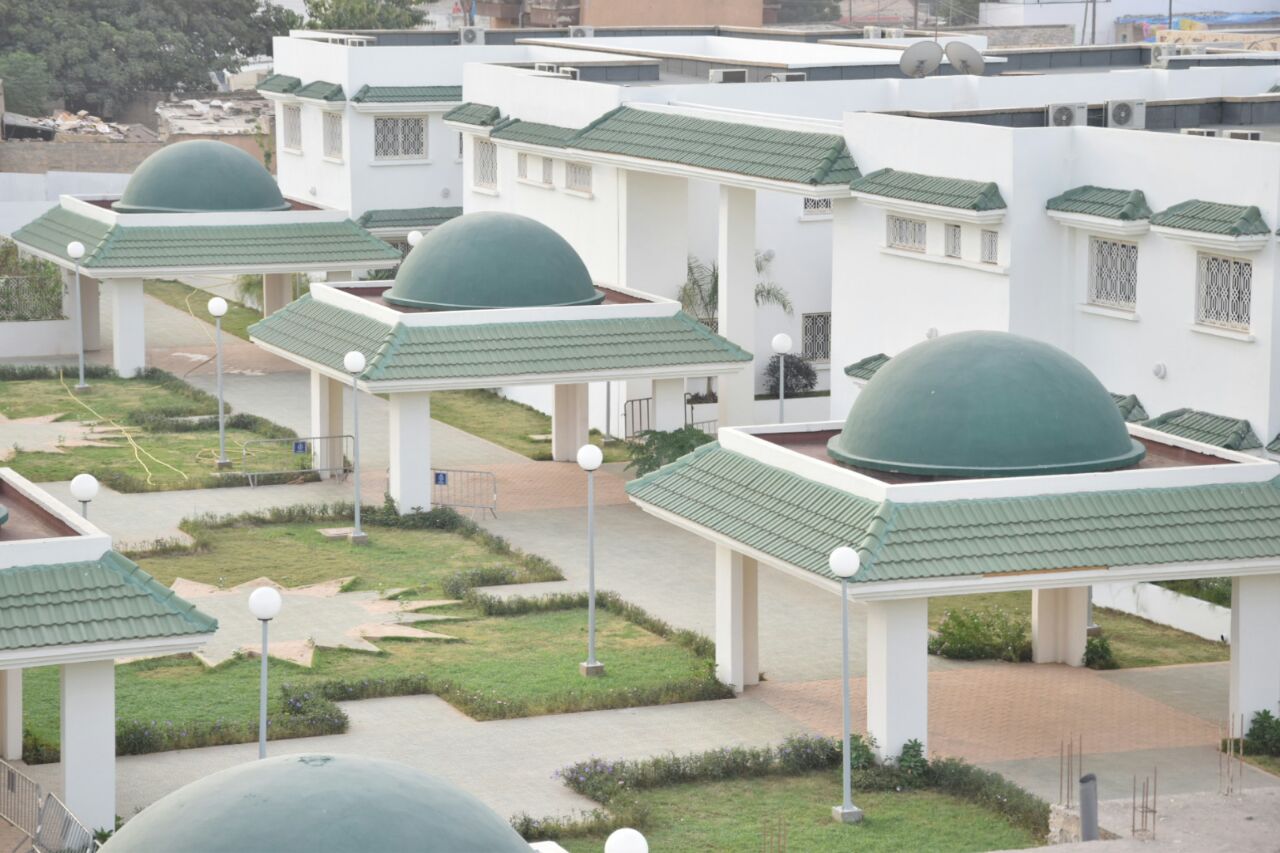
(0, 479, 77, 542)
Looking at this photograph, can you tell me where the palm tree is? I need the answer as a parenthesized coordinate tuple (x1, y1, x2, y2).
(678, 251, 794, 328)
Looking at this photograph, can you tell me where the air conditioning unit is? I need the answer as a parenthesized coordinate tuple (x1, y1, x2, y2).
(1182, 43, 1208, 55)
(764, 71, 807, 82)
(1151, 43, 1177, 66)
(459, 27, 486, 45)
(1227, 129, 1262, 141)
(534, 62, 559, 73)
(884, 27, 906, 38)
(1181, 128, 1218, 137)
(569, 26, 594, 37)
(709, 68, 748, 83)
(1106, 99, 1146, 129)
(559, 66, 581, 81)
(863, 25, 885, 39)
(1047, 103, 1087, 127)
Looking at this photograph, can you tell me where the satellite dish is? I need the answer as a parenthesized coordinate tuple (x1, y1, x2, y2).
(899, 41, 943, 79)
(944, 41, 986, 76)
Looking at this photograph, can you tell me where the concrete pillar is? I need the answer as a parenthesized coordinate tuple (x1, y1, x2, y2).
(865, 597, 928, 760)
(261, 273, 293, 317)
(618, 170, 688, 290)
(1230, 574, 1280, 728)
(109, 277, 146, 377)
(0, 669, 21, 761)
(60, 660, 115, 832)
(81, 275, 101, 351)
(716, 185, 757, 427)
(714, 546, 759, 692)
(388, 392, 432, 514)
(1031, 587, 1089, 666)
(327, 270, 355, 284)
(652, 377, 687, 432)
(552, 383, 590, 462)
(309, 370, 345, 477)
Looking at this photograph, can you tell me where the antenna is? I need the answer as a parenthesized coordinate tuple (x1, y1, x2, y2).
(944, 41, 986, 75)
(899, 41, 943, 78)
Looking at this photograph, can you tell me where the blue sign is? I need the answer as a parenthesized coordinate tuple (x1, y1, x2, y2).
(293, 441, 308, 454)
(434, 472, 448, 486)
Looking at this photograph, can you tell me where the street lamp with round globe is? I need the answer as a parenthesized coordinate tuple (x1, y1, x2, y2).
(576, 443, 603, 472)
(248, 585, 283, 760)
(830, 544, 864, 824)
(207, 297, 228, 318)
(66, 241, 85, 261)
(344, 351, 368, 544)
(578, 442, 605, 677)
(66, 241, 89, 389)
(344, 350, 367, 375)
(208, 297, 231, 467)
(829, 545, 860, 579)
(771, 332, 793, 424)
(248, 586, 282, 621)
(605, 828, 648, 853)
(70, 472, 99, 518)
(407, 230, 424, 247)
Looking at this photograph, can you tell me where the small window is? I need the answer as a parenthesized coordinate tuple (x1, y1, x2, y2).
(980, 230, 999, 264)
(944, 224, 962, 258)
(802, 197, 832, 219)
(541, 156, 554, 185)
(1196, 252, 1252, 331)
(473, 138, 497, 188)
(801, 312, 832, 361)
(282, 105, 302, 151)
(374, 116, 426, 160)
(887, 215, 927, 252)
(323, 111, 343, 160)
(1088, 237, 1138, 311)
(565, 161, 592, 194)
(517, 152, 529, 180)
(457, 132, 464, 160)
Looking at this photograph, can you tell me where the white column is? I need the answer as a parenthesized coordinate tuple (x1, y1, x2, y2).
(0, 669, 21, 761)
(652, 377, 686, 432)
(865, 597, 928, 761)
(618, 170, 688, 290)
(60, 660, 115, 832)
(1230, 574, 1280, 728)
(552, 383, 590, 462)
(1031, 586, 1089, 666)
(261, 273, 293, 316)
(388, 392, 432, 514)
(309, 371, 344, 477)
(714, 546, 759, 692)
(110, 277, 146, 377)
(716, 185, 757, 427)
(81, 274, 101, 351)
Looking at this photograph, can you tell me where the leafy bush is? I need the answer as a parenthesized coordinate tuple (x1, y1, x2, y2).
(897, 738, 929, 779)
(929, 606, 1032, 663)
(1245, 709, 1280, 756)
(927, 757, 1051, 838)
(625, 426, 714, 476)
(1084, 634, 1118, 670)
(442, 567, 518, 598)
(762, 353, 818, 398)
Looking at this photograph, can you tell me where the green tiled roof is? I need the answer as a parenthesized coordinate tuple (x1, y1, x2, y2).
(0, 551, 216, 651)
(490, 119, 577, 148)
(1150, 200, 1269, 236)
(294, 80, 345, 102)
(850, 168, 1005, 211)
(444, 102, 503, 127)
(1110, 393, 1149, 423)
(567, 107, 860, 186)
(351, 85, 462, 103)
(1047, 186, 1152, 221)
(1143, 408, 1262, 451)
(12, 207, 401, 270)
(844, 353, 890, 381)
(357, 207, 462, 231)
(257, 74, 302, 94)
(627, 442, 1280, 584)
(250, 295, 753, 382)
(1268, 433, 1280, 454)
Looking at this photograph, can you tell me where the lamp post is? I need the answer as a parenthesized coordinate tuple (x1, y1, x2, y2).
(771, 333, 792, 424)
(207, 297, 231, 469)
(69, 473, 99, 518)
(577, 443, 605, 677)
(248, 586, 283, 759)
(343, 351, 369, 545)
(605, 828, 648, 853)
(66, 241, 88, 390)
(406, 229, 424, 249)
(829, 545, 864, 825)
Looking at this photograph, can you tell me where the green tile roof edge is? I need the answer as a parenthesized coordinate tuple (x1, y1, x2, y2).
(1045, 186, 1153, 221)
(489, 119, 578, 148)
(294, 80, 346, 102)
(1110, 392, 1149, 423)
(351, 85, 463, 103)
(1151, 200, 1270, 236)
(101, 550, 219, 634)
(258, 74, 301, 94)
(444, 102, 503, 126)
(356, 206, 463, 229)
(844, 352, 890, 379)
(850, 167, 1006, 211)
(1143, 407, 1262, 450)
(1268, 432, 1280, 454)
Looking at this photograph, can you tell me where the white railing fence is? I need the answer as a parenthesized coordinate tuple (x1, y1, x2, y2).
(0, 758, 95, 853)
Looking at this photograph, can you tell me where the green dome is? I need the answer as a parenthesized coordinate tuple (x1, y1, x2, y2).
(828, 331, 1145, 478)
(385, 211, 603, 310)
(100, 754, 530, 853)
(115, 140, 289, 213)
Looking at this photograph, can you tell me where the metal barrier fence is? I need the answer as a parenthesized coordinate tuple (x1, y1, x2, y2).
(431, 469, 497, 518)
(31, 793, 95, 853)
(688, 419, 718, 435)
(0, 277, 64, 323)
(0, 759, 40, 839)
(0, 759, 94, 853)
(240, 434, 353, 487)
(622, 397, 652, 439)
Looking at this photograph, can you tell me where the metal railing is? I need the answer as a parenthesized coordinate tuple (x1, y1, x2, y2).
(0, 277, 64, 323)
(0, 759, 95, 853)
(31, 793, 95, 853)
(240, 434, 354, 487)
(431, 469, 497, 518)
(622, 397, 652, 439)
(0, 759, 40, 840)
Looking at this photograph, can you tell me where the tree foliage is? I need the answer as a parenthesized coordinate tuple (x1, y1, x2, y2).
(303, 0, 425, 29)
(777, 0, 842, 24)
(0, 51, 55, 116)
(626, 427, 715, 476)
(763, 353, 818, 397)
(678, 251, 793, 326)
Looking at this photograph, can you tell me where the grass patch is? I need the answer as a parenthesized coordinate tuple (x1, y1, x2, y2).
(928, 592, 1228, 669)
(1244, 753, 1280, 777)
(429, 389, 627, 463)
(144, 280, 261, 340)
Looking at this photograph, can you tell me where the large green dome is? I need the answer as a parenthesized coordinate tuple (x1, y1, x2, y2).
(385, 211, 603, 310)
(828, 331, 1145, 478)
(115, 140, 290, 213)
(99, 754, 530, 853)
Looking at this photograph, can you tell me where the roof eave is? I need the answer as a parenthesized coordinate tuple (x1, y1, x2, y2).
(351, 101, 462, 114)
(0, 632, 214, 669)
(852, 191, 1006, 224)
(1047, 209, 1150, 238)
(1149, 225, 1270, 252)
(560, 148, 851, 196)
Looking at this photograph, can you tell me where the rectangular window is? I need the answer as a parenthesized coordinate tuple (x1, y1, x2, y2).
(323, 111, 343, 160)
(945, 224, 962, 258)
(541, 156, 554, 185)
(517, 152, 529, 180)
(1196, 252, 1252, 331)
(565, 161, 592, 194)
(801, 312, 832, 361)
(282, 105, 302, 151)
(374, 116, 426, 160)
(886, 215, 927, 252)
(1087, 237, 1138, 310)
(980, 230, 999, 264)
(473, 137, 497, 188)
(802, 197, 832, 219)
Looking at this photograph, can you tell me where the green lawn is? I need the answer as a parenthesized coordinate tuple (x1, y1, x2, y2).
(929, 592, 1229, 669)
(559, 771, 1041, 852)
(144, 280, 261, 340)
(430, 389, 628, 462)
(1245, 753, 1280, 777)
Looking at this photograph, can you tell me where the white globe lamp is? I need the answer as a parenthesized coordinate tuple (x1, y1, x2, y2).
(66, 241, 85, 260)
(605, 828, 648, 853)
(69, 473, 100, 504)
(248, 586, 283, 621)
(344, 350, 367, 374)
(771, 332, 792, 354)
(829, 545, 860, 579)
(207, 296, 228, 318)
(576, 443, 603, 472)
(407, 230, 424, 247)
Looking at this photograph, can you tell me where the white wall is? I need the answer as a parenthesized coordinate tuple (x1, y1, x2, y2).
(1093, 580, 1231, 642)
(0, 172, 131, 237)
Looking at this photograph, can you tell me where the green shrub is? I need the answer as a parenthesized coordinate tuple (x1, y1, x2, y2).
(928, 606, 1031, 663)
(442, 566, 518, 598)
(1084, 634, 1118, 670)
(762, 353, 818, 397)
(927, 757, 1050, 838)
(626, 426, 714, 476)
(1246, 709, 1280, 756)
(897, 738, 929, 779)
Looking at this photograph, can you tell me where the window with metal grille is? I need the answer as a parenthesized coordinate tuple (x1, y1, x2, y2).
(886, 215, 927, 252)
(1196, 253, 1252, 331)
(802, 197, 832, 219)
(980, 230, 999, 264)
(541, 156, 554, 185)
(565, 161, 592, 194)
(1087, 237, 1138, 310)
(801, 312, 832, 361)
(517, 152, 529, 180)
(282, 105, 302, 151)
(473, 138, 497, 188)
(374, 116, 426, 160)
(323, 111, 343, 159)
(945, 224, 962, 258)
